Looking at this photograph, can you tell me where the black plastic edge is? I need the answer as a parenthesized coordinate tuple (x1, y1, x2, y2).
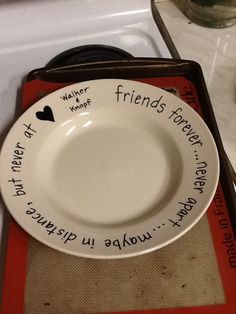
(151, 0, 180, 59)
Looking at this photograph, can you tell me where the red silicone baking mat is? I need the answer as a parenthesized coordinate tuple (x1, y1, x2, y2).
(1, 70, 236, 314)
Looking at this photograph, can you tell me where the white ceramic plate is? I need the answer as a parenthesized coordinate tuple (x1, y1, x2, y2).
(0, 79, 219, 258)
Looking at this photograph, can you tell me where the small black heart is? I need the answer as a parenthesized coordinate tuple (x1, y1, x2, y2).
(36, 106, 55, 122)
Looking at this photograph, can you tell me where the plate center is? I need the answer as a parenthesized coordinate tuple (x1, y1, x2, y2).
(38, 124, 181, 226)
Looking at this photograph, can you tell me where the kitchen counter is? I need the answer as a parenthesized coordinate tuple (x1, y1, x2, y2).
(155, 0, 236, 175)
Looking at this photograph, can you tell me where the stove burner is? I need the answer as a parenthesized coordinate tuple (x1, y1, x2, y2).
(47, 45, 133, 67)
